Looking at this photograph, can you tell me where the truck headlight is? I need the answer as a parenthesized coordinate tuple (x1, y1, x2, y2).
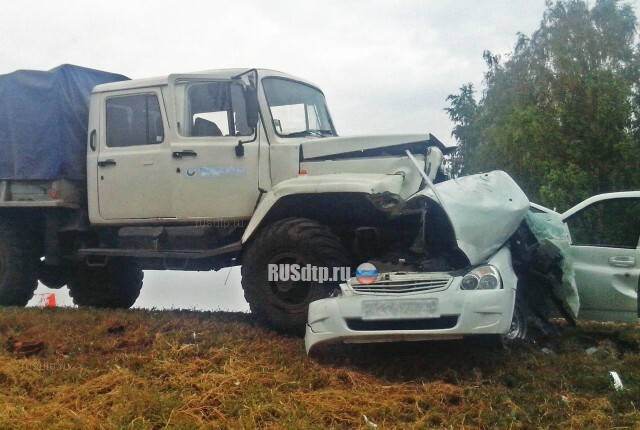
(460, 265, 501, 290)
(425, 146, 444, 180)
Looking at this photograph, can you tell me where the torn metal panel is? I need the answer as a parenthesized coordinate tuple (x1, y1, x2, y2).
(300, 133, 454, 161)
(525, 211, 580, 319)
(415, 171, 530, 265)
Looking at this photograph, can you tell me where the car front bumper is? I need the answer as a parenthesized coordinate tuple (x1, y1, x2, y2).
(305, 247, 518, 354)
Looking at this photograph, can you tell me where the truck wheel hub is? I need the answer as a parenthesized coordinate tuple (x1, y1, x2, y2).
(268, 253, 311, 304)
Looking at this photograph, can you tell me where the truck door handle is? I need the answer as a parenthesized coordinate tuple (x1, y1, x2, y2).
(173, 150, 198, 158)
(97, 159, 117, 167)
(609, 256, 636, 268)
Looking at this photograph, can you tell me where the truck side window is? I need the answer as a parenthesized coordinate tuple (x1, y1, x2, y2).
(106, 94, 164, 147)
(181, 82, 253, 138)
(565, 198, 640, 248)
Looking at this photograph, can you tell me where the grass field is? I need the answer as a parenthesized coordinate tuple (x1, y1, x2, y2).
(0, 307, 638, 429)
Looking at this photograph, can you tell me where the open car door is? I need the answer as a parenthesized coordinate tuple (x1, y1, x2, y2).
(562, 192, 640, 322)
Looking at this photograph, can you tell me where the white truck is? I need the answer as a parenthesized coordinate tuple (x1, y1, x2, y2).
(0, 65, 458, 333)
(1, 65, 563, 336)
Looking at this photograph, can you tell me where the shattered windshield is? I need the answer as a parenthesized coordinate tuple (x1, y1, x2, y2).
(262, 78, 336, 138)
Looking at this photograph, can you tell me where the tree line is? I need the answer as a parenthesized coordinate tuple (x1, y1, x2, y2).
(446, 0, 640, 211)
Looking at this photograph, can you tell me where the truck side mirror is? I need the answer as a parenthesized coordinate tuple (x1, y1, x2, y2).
(245, 87, 259, 129)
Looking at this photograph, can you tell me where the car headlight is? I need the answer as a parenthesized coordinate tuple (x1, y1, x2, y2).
(460, 265, 501, 290)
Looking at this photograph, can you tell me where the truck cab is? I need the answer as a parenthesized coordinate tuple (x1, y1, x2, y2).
(87, 69, 442, 226)
(88, 69, 264, 223)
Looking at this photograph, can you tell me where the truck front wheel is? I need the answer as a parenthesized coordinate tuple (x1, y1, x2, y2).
(68, 258, 143, 308)
(241, 218, 349, 335)
(0, 221, 39, 306)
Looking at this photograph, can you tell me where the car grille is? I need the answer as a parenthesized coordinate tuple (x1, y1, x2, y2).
(346, 316, 459, 331)
(348, 272, 452, 294)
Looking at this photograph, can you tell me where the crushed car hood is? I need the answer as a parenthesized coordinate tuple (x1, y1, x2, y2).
(300, 133, 455, 161)
(416, 170, 579, 322)
(419, 171, 530, 265)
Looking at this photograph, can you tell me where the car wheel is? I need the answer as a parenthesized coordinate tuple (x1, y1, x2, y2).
(504, 299, 529, 341)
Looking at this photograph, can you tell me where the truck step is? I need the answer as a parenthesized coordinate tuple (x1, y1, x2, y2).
(77, 241, 241, 259)
(117, 225, 220, 251)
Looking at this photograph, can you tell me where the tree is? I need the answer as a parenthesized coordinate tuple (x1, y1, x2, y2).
(446, 0, 640, 210)
(445, 84, 478, 176)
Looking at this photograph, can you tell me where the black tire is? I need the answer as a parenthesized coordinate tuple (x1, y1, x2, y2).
(38, 262, 74, 289)
(68, 258, 143, 308)
(504, 298, 529, 342)
(241, 218, 349, 335)
(0, 221, 39, 306)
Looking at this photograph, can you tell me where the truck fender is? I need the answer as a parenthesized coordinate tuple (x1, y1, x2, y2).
(241, 173, 405, 244)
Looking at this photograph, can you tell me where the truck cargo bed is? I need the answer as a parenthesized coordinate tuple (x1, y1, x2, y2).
(0, 64, 128, 181)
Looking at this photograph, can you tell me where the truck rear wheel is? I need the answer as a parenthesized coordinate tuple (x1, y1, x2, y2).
(241, 218, 349, 335)
(68, 258, 143, 308)
(38, 262, 74, 289)
(0, 221, 39, 306)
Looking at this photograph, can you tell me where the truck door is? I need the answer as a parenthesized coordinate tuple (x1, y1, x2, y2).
(564, 196, 640, 322)
(96, 89, 172, 220)
(169, 78, 260, 221)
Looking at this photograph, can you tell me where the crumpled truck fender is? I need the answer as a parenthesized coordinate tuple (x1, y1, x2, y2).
(241, 173, 405, 244)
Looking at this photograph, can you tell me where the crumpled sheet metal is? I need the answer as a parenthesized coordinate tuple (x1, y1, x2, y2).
(525, 211, 580, 319)
(425, 171, 530, 265)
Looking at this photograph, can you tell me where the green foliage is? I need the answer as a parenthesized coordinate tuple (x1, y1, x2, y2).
(539, 164, 591, 210)
(446, 0, 640, 211)
(445, 84, 478, 175)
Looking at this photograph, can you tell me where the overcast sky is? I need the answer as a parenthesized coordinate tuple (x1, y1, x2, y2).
(7, 0, 635, 310)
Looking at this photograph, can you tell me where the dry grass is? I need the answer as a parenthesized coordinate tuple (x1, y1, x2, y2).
(0, 307, 638, 429)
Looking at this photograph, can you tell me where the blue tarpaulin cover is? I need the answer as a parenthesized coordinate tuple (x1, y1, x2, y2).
(0, 64, 129, 180)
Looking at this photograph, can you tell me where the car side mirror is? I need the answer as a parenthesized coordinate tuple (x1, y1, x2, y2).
(245, 87, 259, 128)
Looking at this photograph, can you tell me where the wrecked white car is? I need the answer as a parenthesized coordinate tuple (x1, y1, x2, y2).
(306, 171, 639, 353)
(306, 170, 536, 353)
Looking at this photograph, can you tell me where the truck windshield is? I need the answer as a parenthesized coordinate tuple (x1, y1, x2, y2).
(262, 78, 336, 138)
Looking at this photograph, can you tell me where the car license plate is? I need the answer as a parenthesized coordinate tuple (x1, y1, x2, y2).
(361, 299, 439, 320)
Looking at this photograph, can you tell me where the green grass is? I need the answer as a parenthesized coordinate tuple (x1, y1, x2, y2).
(0, 307, 638, 429)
